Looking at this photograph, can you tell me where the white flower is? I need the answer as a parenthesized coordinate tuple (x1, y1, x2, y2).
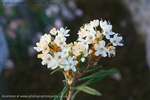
(105, 31, 115, 40)
(41, 53, 52, 65)
(39, 53, 59, 70)
(53, 27, 70, 48)
(78, 29, 95, 44)
(46, 53, 61, 69)
(77, 28, 90, 38)
(94, 40, 108, 57)
(85, 34, 95, 44)
(50, 28, 57, 36)
(84, 24, 96, 35)
(34, 34, 51, 52)
(72, 42, 89, 57)
(58, 27, 70, 37)
(78, 34, 95, 45)
(59, 46, 71, 58)
(99, 20, 114, 40)
(63, 57, 78, 72)
(107, 46, 116, 57)
(54, 33, 67, 47)
(110, 34, 123, 46)
(47, 59, 59, 69)
(90, 19, 99, 28)
(100, 20, 112, 33)
(41, 34, 51, 43)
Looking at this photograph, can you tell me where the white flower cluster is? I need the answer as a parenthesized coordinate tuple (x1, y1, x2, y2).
(34, 19, 123, 72)
(77, 20, 123, 58)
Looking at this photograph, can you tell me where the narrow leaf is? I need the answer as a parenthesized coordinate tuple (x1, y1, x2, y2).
(86, 66, 102, 73)
(53, 95, 60, 100)
(60, 85, 68, 100)
(50, 68, 61, 75)
(72, 90, 80, 100)
(79, 68, 118, 81)
(76, 85, 102, 96)
(53, 85, 68, 100)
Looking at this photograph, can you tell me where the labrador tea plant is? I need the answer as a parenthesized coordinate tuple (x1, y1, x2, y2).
(34, 19, 123, 100)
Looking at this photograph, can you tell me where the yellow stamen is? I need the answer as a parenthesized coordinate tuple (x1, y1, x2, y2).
(49, 43, 61, 52)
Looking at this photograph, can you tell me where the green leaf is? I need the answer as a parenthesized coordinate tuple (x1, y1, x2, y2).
(72, 90, 80, 100)
(53, 85, 68, 100)
(80, 68, 118, 81)
(60, 85, 68, 100)
(53, 95, 60, 100)
(86, 66, 102, 73)
(76, 85, 102, 96)
(50, 68, 61, 75)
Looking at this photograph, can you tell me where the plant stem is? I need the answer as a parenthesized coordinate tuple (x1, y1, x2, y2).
(67, 85, 73, 100)
(63, 71, 75, 100)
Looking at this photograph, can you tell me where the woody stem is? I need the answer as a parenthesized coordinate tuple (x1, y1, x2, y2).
(63, 71, 75, 100)
(67, 84, 73, 100)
